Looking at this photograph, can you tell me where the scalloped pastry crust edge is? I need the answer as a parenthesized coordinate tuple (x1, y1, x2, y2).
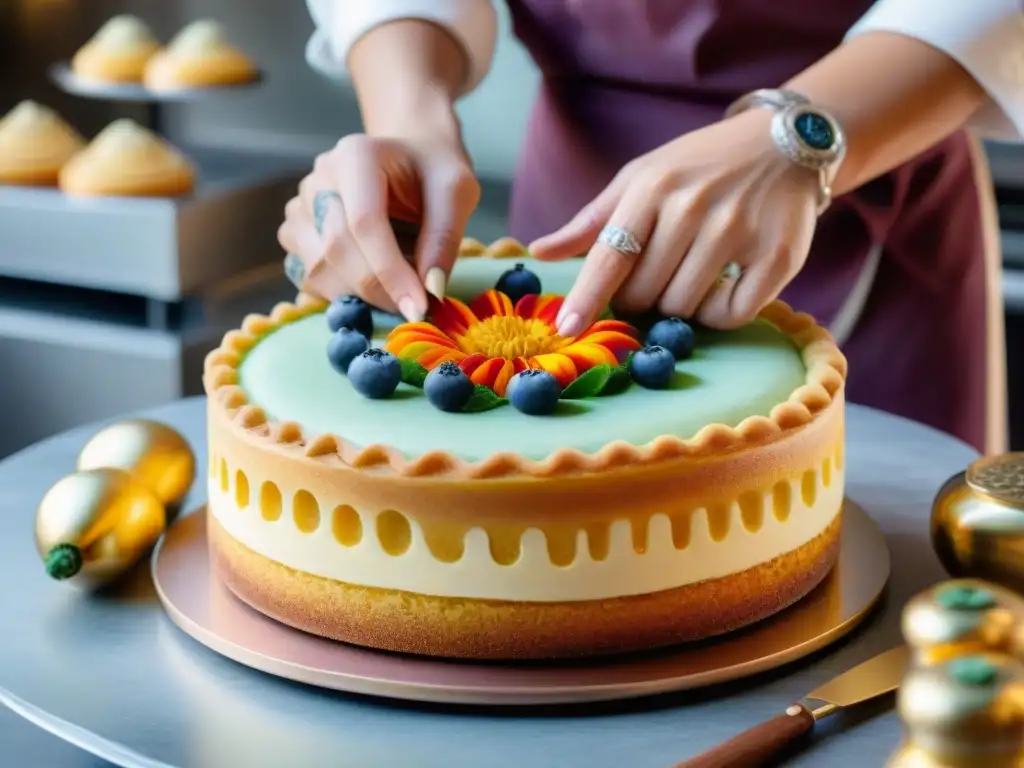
(203, 239, 847, 480)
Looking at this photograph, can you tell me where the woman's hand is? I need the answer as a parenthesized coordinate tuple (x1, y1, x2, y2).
(277, 129, 480, 321)
(530, 109, 821, 336)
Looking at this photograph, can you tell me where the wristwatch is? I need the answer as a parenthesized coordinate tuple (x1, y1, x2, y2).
(725, 88, 846, 215)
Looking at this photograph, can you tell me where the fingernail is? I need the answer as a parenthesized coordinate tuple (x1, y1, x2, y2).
(424, 267, 446, 301)
(397, 296, 424, 323)
(557, 312, 584, 338)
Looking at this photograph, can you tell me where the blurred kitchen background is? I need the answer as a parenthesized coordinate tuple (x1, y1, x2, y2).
(0, 0, 1021, 457)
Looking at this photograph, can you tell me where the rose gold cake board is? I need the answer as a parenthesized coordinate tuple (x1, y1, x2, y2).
(151, 499, 888, 706)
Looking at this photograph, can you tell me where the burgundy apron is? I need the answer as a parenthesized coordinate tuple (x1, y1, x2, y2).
(504, 0, 989, 452)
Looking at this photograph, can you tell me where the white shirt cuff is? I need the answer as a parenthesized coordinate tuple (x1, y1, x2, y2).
(304, 0, 498, 96)
(846, 0, 1024, 141)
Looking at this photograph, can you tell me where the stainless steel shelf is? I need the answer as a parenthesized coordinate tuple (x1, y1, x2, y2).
(0, 149, 302, 301)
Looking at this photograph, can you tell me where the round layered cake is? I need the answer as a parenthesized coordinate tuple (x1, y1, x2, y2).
(203, 238, 847, 659)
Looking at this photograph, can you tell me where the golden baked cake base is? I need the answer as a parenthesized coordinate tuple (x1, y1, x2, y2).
(210, 511, 841, 659)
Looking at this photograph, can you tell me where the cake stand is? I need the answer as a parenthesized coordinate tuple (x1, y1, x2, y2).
(152, 499, 889, 706)
(48, 62, 266, 134)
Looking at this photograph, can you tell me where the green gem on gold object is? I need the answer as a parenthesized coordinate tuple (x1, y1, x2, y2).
(794, 111, 835, 151)
(45, 543, 82, 580)
(934, 585, 997, 610)
(948, 656, 999, 686)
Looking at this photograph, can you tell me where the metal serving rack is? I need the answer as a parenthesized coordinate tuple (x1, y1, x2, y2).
(0, 59, 301, 457)
(0, 62, 296, 324)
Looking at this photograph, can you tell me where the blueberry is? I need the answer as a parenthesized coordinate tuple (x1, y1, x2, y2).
(326, 327, 370, 374)
(495, 263, 542, 305)
(629, 346, 676, 389)
(424, 361, 475, 412)
(508, 369, 561, 415)
(646, 317, 695, 361)
(326, 295, 373, 338)
(347, 348, 401, 399)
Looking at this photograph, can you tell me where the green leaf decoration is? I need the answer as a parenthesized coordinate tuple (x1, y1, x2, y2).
(600, 365, 633, 396)
(462, 384, 509, 413)
(597, 305, 615, 321)
(561, 364, 612, 399)
(399, 358, 428, 388)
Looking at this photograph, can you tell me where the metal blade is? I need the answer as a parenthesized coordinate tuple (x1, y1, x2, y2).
(805, 645, 910, 708)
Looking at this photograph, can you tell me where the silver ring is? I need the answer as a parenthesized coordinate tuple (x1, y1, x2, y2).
(284, 252, 306, 289)
(597, 225, 643, 256)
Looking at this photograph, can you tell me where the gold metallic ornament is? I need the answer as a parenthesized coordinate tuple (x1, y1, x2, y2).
(931, 453, 1024, 592)
(889, 579, 1024, 767)
(76, 419, 195, 507)
(35, 468, 166, 588)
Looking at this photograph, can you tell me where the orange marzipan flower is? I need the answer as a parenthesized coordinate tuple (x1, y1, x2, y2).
(384, 290, 641, 396)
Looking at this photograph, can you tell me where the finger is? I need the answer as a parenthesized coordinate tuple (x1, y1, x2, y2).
(278, 198, 352, 301)
(528, 178, 627, 261)
(720, 246, 794, 328)
(332, 145, 428, 322)
(729, 219, 814, 325)
(317, 194, 397, 312)
(299, 154, 346, 237)
(415, 160, 480, 301)
(614, 191, 705, 314)
(555, 189, 658, 337)
(656, 203, 752, 319)
(694, 274, 744, 329)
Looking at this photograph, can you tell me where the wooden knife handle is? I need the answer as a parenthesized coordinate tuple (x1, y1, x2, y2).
(673, 703, 815, 768)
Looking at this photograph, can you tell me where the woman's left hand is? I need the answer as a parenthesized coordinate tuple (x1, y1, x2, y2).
(530, 109, 822, 337)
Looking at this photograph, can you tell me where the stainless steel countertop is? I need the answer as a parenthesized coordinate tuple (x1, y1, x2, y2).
(0, 398, 979, 768)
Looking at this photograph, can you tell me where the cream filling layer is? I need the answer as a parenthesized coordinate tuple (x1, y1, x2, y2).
(207, 466, 844, 602)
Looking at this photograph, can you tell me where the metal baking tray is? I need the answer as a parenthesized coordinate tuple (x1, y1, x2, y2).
(0, 148, 302, 301)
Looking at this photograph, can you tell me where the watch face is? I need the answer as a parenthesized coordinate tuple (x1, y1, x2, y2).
(793, 110, 836, 152)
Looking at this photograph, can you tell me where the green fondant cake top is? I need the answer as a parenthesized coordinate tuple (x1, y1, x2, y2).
(238, 255, 808, 461)
(240, 314, 804, 461)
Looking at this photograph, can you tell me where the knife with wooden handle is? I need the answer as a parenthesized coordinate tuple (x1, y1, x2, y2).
(673, 645, 910, 768)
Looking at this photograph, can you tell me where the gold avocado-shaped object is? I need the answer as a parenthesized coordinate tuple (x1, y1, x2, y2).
(35, 419, 196, 589)
(889, 579, 1024, 767)
(144, 20, 258, 92)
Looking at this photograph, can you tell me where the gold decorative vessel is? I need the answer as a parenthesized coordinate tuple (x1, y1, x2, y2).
(35, 419, 196, 588)
(931, 453, 1024, 590)
(889, 579, 1024, 767)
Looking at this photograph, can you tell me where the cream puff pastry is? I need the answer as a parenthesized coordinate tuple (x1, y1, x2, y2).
(144, 20, 258, 92)
(71, 15, 160, 83)
(0, 101, 85, 186)
(59, 119, 195, 198)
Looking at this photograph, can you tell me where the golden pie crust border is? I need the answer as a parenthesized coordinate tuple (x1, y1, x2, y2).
(203, 239, 847, 480)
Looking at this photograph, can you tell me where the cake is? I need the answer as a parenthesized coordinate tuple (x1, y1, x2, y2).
(58, 119, 195, 198)
(203, 239, 847, 659)
(144, 20, 258, 92)
(70, 15, 160, 84)
(0, 101, 85, 186)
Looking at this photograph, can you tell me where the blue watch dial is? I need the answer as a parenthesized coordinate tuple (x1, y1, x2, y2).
(793, 110, 836, 151)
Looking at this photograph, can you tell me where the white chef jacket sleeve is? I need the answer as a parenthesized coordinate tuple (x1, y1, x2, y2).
(846, 0, 1024, 140)
(304, 0, 498, 96)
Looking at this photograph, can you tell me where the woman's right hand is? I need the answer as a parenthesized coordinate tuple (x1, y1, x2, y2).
(277, 131, 480, 322)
